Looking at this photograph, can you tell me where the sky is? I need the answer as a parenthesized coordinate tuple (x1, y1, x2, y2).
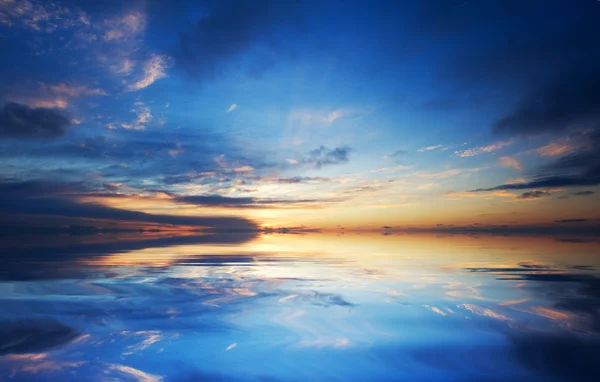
(1, 0, 600, 231)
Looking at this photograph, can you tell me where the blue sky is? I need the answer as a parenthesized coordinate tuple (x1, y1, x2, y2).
(1, 0, 599, 230)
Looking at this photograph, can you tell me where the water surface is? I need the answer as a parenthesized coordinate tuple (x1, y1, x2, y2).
(1, 232, 599, 381)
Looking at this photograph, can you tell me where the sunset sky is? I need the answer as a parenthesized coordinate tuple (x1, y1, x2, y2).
(1, 0, 599, 231)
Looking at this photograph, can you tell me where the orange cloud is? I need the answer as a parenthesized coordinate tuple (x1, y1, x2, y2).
(500, 156, 523, 171)
(537, 141, 574, 157)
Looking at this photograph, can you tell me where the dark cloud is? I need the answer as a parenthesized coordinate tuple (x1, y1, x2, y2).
(390, 149, 407, 157)
(423, 0, 598, 87)
(293, 291, 354, 308)
(418, 0, 600, 199)
(174, 194, 337, 208)
(571, 191, 595, 196)
(0, 196, 258, 230)
(0, 318, 79, 355)
(0, 126, 263, 192)
(272, 176, 331, 184)
(0, 102, 71, 140)
(505, 333, 600, 382)
(304, 145, 352, 168)
(457, 264, 600, 381)
(397, 224, 600, 237)
(474, 130, 600, 191)
(421, 0, 600, 140)
(0, 180, 258, 230)
(517, 190, 550, 200)
(493, 70, 600, 136)
(176, 0, 299, 80)
(0, 179, 84, 198)
(555, 219, 588, 224)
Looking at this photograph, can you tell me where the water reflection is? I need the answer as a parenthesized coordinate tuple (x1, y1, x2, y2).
(0, 233, 599, 381)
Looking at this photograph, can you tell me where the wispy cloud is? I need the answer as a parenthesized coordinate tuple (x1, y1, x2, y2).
(50, 83, 106, 97)
(107, 364, 162, 382)
(0, 0, 89, 33)
(127, 54, 169, 92)
(10, 82, 106, 110)
(111, 58, 137, 75)
(454, 140, 512, 157)
(109, 102, 152, 130)
(417, 144, 446, 152)
(227, 104, 238, 113)
(103, 11, 147, 42)
(289, 109, 352, 125)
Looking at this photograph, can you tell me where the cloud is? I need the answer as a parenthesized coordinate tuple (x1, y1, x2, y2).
(49, 83, 106, 97)
(474, 130, 600, 191)
(494, 70, 600, 136)
(417, 144, 445, 152)
(103, 11, 146, 41)
(0, 317, 79, 355)
(454, 140, 512, 157)
(384, 149, 408, 159)
(499, 156, 523, 171)
(0, 0, 89, 33)
(106, 364, 161, 382)
(517, 190, 550, 200)
(288, 109, 353, 126)
(468, 4, 600, 139)
(233, 165, 253, 173)
(0, 179, 83, 198)
(174, 194, 337, 209)
(8, 82, 106, 110)
(127, 54, 169, 91)
(110, 102, 152, 130)
(227, 104, 238, 112)
(0, 180, 258, 230)
(176, 0, 298, 80)
(428, 0, 600, 196)
(110, 58, 137, 75)
(270, 176, 332, 184)
(27, 97, 69, 109)
(302, 145, 353, 168)
(537, 141, 574, 157)
(0, 102, 71, 140)
(571, 191, 595, 197)
(555, 219, 588, 224)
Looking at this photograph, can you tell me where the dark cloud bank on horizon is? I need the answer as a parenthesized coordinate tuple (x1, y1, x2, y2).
(0, 180, 258, 231)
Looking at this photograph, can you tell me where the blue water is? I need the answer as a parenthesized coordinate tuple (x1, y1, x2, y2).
(1, 233, 599, 381)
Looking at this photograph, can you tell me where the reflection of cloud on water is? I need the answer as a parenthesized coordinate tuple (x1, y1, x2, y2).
(107, 363, 163, 382)
(0, 353, 86, 378)
(122, 331, 163, 355)
(498, 298, 531, 306)
(295, 338, 350, 349)
(461, 263, 600, 334)
(423, 305, 450, 316)
(459, 304, 510, 321)
(0, 318, 80, 356)
(1, 234, 599, 381)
